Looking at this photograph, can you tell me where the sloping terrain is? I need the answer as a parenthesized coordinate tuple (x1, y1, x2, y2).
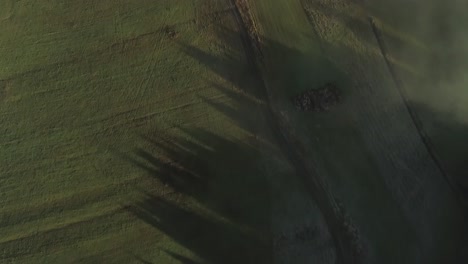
(1, 0, 466, 263)
(363, 0, 468, 205)
(245, 0, 467, 262)
(0, 0, 331, 263)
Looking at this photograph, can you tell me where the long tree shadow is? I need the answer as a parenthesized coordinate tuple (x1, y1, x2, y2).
(125, 19, 360, 263)
(125, 3, 468, 263)
(124, 12, 370, 264)
(177, 37, 265, 102)
(127, 127, 272, 264)
(125, 19, 346, 262)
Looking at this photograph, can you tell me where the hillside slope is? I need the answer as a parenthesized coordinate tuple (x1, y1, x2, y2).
(0, 0, 466, 263)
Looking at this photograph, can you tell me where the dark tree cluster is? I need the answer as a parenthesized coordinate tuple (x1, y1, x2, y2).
(163, 25, 178, 39)
(292, 83, 341, 112)
(273, 224, 319, 248)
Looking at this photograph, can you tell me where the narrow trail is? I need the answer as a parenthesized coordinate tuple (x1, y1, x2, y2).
(369, 17, 466, 209)
(230, 0, 362, 263)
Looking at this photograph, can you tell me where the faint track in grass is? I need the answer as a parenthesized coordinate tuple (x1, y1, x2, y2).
(80, 93, 224, 133)
(368, 17, 466, 209)
(0, 8, 234, 83)
(0, 208, 133, 260)
(0, 80, 9, 102)
(0, 176, 144, 231)
(133, 44, 158, 102)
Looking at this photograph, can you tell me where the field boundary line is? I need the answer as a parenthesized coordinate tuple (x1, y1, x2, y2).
(369, 17, 467, 209)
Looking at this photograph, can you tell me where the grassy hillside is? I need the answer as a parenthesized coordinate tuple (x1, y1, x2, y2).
(363, 0, 468, 200)
(1, 0, 466, 263)
(247, 0, 467, 262)
(0, 0, 280, 262)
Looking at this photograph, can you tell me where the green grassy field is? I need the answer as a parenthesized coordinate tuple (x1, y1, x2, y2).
(1, 0, 466, 263)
